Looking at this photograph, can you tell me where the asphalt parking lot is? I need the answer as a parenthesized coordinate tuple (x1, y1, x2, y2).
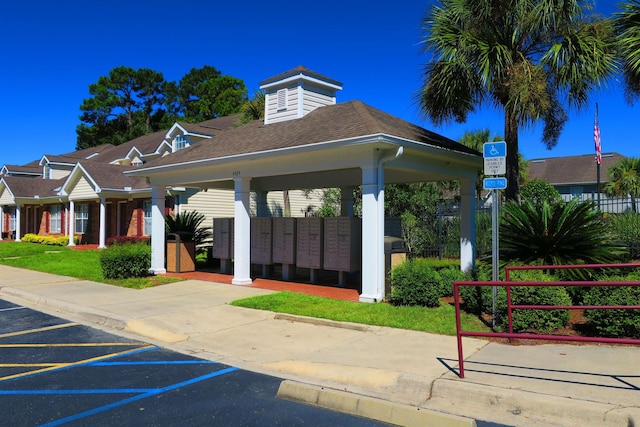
(0, 298, 391, 426)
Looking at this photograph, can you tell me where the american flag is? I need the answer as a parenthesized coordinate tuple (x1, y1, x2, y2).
(594, 103, 602, 165)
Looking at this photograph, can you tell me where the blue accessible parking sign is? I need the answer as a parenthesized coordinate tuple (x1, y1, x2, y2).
(483, 177, 507, 190)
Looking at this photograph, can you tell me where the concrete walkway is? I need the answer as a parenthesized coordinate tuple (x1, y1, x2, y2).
(0, 265, 638, 426)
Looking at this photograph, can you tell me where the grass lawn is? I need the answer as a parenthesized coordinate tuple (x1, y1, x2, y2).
(0, 242, 179, 289)
(232, 291, 491, 335)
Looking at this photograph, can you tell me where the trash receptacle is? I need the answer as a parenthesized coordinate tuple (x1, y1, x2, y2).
(167, 232, 196, 273)
(384, 236, 407, 297)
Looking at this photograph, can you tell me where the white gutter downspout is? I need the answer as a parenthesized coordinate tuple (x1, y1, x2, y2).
(377, 146, 403, 300)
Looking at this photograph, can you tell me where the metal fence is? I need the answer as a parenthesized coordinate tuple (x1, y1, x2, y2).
(415, 196, 640, 260)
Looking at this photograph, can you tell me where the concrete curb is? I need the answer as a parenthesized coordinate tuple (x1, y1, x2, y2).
(278, 380, 476, 427)
(0, 286, 128, 331)
(428, 378, 640, 427)
(273, 313, 374, 332)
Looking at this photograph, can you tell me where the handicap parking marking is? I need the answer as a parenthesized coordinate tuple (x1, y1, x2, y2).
(0, 344, 156, 382)
(0, 322, 79, 339)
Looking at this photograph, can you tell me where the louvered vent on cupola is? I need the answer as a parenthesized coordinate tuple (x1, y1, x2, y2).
(259, 66, 343, 125)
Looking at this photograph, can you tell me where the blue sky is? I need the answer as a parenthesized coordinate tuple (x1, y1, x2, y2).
(0, 0, 635, 167)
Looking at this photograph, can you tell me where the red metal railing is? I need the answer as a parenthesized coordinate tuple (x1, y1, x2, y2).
(453, 263, 640, 378)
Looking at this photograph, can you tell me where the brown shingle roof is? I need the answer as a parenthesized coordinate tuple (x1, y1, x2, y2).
(527, 152, 624, 185)
(2, 176, 65, 198)
(140, 101, 479, 169)
(259, 66, 343, 88)
(76, 162, 149, 190)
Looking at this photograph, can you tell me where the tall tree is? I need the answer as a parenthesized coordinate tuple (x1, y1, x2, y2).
(615, 0, 640, 100)
(604, 157, 640, 212)
(418, 0, 618, 201)
(76, 67, 170, 149)
(176, 66, 247, 121)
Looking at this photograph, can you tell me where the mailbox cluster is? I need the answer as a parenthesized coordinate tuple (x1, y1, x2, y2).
(212, 217, 362, 285)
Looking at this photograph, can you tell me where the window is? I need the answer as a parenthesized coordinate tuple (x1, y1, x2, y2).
(174, 135, 189, 151)
(50, 205, 61, 233)
(143, 200, 152, 236)
(76, 204, 89, 234)
(277, 88, 287, 111)
(43, 164, 51, 179)
(8, 207, 15, 231)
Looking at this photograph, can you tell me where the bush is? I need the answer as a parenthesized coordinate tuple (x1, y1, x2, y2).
(106, 235, 150, 246)
(459, 265, 493, 315)
(436, 265, 469, 298)
(583, 274, 640, 338)
(389, 260, 442, 307)
(21, 233, 78, 246)
(100, 243, 151, 279)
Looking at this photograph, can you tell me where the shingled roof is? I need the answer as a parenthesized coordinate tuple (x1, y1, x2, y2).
(1, 176, 66, 199)
(527, 152, 624, 185)
(139, 101, 478, 169)
(70, 161, 150, 191)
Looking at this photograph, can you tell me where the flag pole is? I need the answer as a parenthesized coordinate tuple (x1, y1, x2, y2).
(595, 103, 601, 210)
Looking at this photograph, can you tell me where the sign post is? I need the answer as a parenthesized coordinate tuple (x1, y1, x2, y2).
(483, 142, 507, 326)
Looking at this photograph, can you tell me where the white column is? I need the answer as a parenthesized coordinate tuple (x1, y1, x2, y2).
(340, 186, 354, 217)
(232, 176, 252, 285)
(460, 178, 476, 272)
(150, 186, 166, 274)
(360, 162, 382, 302)
(0, 205, 3, 240)
(255, 191, 269, 217)
(98, 198, 107, 249)
(68, 200, 76, 246)
(15, 204, 21, 242)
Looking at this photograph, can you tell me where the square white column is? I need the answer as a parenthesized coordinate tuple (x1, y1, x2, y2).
(150, 186, 166, 274)
(232, 176, 252, 285)
(460, 178, 476, 272)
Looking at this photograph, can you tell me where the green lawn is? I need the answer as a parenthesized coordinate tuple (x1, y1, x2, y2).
(232, 291, 490, 335)
(0, 242, 179, 289)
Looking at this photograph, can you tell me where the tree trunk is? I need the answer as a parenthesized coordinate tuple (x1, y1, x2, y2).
(283, 190, 291, 217)
(504, 108, 520, 202)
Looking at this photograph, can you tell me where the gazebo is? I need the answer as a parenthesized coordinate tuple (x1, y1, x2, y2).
(127, 66, 481, 302)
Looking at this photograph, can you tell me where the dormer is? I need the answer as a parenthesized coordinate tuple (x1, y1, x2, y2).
(166, 123, 214, 153)
(259, 66, 343, 125)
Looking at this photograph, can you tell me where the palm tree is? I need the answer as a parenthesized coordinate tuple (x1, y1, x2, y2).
(615, 0, 640, 100)
(418, 0, 618, 201)
(604, 157, 640, 212)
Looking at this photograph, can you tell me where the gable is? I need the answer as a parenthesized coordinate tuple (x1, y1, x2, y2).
(68, 176, 98, 200)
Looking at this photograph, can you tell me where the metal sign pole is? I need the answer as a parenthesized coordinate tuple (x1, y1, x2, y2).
(492, 188, 499, 326)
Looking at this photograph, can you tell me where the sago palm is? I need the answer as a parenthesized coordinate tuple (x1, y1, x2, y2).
(500, 198, 627, 270)
(419, 0, 618, 201)
(165, 210, 213, 253)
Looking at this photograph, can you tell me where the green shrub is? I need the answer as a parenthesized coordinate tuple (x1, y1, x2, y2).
(100, 243, 151, 279)
(21, 233, 78, 246)
(499, 284, 572, 333)
(459, 265, 493, 315)
(106, 236, 150, 246)
(389, 260, 442, 307)
(583, 274, 640, 338)
(436, 266, 469, 298)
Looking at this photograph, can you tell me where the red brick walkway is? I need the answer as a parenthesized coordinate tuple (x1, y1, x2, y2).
(163, 270, 361, 302)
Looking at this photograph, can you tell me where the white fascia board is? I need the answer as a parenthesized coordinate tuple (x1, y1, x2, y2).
(125, 134, 396, 177)
(166, 123, 188, 138)
(260, 73, 343, 91)
(38, 155, 50, 166)
(0, 180, 15, 200)
(154, 140, 172, 155)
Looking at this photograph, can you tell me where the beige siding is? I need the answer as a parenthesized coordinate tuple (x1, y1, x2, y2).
(303, 85, 334, 114)
(68, 176, 98, 200)
(266, 86, 299, 123)
(50, 167, 71, 180)
(0, 189, 13, 204)
(260, 190, 322, 217)
(177, 188, 235, 228)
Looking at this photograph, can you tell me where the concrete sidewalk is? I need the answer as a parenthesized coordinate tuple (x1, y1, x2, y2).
(0, 265, 638, 427)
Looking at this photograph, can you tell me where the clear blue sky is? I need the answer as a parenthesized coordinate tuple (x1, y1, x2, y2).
(0, 0, 634, 167)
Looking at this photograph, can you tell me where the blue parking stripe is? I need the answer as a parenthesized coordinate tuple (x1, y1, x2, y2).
(40, 366, 239, 427)
(91, 360, 218, 366)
